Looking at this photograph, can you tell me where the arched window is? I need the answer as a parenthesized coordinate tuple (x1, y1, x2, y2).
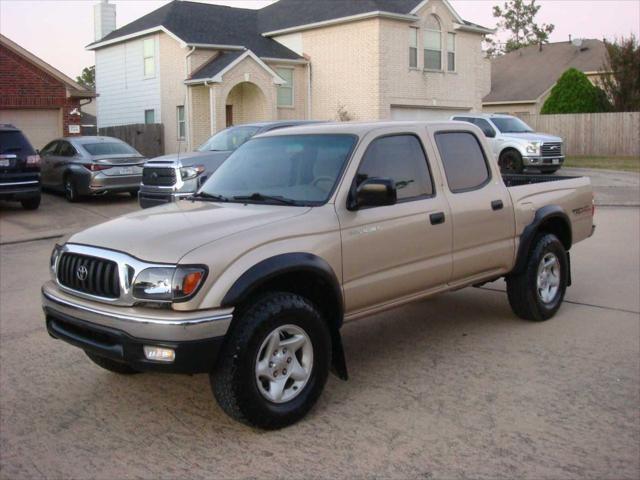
(424, 15, 442, 70)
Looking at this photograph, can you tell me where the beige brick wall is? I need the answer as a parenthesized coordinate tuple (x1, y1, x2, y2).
(379, 0, 490, 118)
(159, 33, 189, 154)
(265, 62, 308, 120)
(300, 19, 382, 121)
(189, 85, 211, 148)
(189, 50, 218, 74)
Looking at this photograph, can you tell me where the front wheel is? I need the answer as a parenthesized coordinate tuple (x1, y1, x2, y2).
(499, 150, 524, 174)
(211, 292, 331, 429)
(506, 233, 568, 321)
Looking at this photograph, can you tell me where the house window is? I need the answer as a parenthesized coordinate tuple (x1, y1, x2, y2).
(144, 109, 155, 124)
(177, 106, 185, 139)
(276, 68, 294, 107)
(447, 33, 456, 71)
(424, 15, 442, 71)
(409, 27, 418, 68)
(143, 38, 155, 78)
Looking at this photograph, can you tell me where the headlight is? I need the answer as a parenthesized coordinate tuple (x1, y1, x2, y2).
(132, 266, 207, 302)
(50, 244, 62, 279)
(526, 142, 541, 155)
(180, 165, 205, 180)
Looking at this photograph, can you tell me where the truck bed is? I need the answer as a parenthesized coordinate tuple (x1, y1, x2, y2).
(502, 174, 578, 188)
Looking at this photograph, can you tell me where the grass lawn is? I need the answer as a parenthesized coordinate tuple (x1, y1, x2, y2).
(565, 156, 640, 172)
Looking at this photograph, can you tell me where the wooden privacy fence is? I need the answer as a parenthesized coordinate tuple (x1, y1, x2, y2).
(98, 123, 164, 158)
(515, 112, 640, 157)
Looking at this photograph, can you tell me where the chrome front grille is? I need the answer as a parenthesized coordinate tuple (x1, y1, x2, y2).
(57, 253, 120, 298)
(541, 142, 563, 157)
(142, 167, 177, 186)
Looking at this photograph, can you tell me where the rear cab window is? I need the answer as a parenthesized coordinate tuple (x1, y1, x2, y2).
(435, 131, 491, 193)
(355, 134, 434, 202)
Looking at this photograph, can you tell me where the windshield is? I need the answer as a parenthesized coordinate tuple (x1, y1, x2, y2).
(83, 142, 139, 156)
(197, 125, 261, 152)
(491, 117, 534, 133)
(199, 134, 357, 205)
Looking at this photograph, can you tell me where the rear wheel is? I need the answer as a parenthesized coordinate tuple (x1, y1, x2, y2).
(499, 150, 524, 174)
(21, 195, 41, 210)
(211, 292, 331, 429)
(85, 351, 140, 374)
(507, 233, 568, 321)
(64, 175, 79, 202)
(129, 189, 139, 199)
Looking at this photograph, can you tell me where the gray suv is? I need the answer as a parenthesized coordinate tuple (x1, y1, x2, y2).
(139, 121, 320, 209)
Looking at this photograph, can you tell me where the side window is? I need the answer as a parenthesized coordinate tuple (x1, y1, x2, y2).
(40, 141, 58, 155)
(57, 141, 77, 157)
(356, 134, 433, 201)
(435, 132, 490, 193)
(143, 38, 155, 78)
(473, 118, 496, 138)
(275, 68, 294, 107)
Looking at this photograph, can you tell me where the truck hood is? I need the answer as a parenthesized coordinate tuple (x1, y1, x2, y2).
(501, 132, 562, 143)
(68, 201, 310, 264)
(148, 150, 232, 167)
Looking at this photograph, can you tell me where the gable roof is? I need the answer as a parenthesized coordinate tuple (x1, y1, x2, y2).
(87, 1, 302, 60)
(87, 0, 492, 53)
(185, 49, 286, 85)
(483, 39, 609, 104)
(1, 34, 95, 98)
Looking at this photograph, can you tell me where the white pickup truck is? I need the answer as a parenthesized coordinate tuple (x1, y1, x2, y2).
(452, 113, 564, 174)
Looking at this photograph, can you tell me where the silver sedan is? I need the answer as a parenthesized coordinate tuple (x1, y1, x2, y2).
(40, 136, 146, 202)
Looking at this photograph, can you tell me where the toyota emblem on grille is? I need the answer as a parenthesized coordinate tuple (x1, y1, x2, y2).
(76, 265, 89, 281)
(151, 172, 159, 179)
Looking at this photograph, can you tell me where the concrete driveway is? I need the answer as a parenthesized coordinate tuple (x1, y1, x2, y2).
(1, 202, 638, 478)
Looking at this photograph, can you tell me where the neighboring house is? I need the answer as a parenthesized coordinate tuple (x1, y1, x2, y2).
(0, 34, 96, 149)
(88, 0, 493, 154)
(483, 39, 609, 115)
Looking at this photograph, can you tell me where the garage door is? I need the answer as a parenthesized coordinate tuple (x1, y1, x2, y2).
(390, 107, 471, 122)
(0, 109, 60, 150)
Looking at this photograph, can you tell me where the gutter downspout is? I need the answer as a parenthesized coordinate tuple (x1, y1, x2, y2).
(184, 46, 196, 152)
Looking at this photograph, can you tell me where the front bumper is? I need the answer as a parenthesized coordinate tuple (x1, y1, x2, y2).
(42, 282, 233, 373)
(523, 155, 565, 168)
(138, 187, 193, 209)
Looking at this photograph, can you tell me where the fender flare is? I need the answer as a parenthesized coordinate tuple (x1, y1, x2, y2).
(221, 253, 348, 380)
(511, 205, 572, 275)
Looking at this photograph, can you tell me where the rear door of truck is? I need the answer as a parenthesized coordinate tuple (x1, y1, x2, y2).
(426, 123, 516, 283)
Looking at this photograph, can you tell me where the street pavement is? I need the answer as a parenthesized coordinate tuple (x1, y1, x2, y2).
(1, 183, 639, 477)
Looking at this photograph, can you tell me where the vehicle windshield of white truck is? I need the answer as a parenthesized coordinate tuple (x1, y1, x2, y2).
(491, 117, 534, 134)
(198, 134, 357, 206)
(197, 125, 261, 152)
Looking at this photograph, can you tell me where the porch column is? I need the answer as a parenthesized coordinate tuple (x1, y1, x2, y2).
(208, 85, 217, 135)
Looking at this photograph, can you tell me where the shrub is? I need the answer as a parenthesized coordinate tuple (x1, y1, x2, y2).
(541, 68, 611, 114)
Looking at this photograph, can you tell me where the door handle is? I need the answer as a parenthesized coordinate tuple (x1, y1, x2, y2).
(491, 200, 504, 211)
(430, 212, 445, 225)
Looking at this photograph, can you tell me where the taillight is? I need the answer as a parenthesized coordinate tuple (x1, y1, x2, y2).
(26, 154, 40, 165)
(83, 163, 112, 172)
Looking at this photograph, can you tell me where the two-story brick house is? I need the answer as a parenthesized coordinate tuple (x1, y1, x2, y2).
(88, 0, 493, 154)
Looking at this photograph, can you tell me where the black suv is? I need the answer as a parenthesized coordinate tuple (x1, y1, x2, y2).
(0, 124, 41, 210)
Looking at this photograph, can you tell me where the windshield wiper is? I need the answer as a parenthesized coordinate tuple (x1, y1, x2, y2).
(189, 191, 229, 202)
(233, 193, 299, 206)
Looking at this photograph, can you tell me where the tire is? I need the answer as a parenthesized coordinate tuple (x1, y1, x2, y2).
(506, 233, 568, 321)
(85, 351, 140, 374)
(499, 150, 524, 174)
(64, 175, 80, 203)
(21, 195, 41, 210)
(211, 292, 331, 429)
(129, 190, 139, 199)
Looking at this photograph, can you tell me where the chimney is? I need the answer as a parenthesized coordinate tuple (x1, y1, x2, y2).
(569, 34, 572, 43)
(94, 0, 116, 41)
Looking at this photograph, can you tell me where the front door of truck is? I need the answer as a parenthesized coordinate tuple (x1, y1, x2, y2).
(430, 128, 515, 283)
(337, 130, 453, 314)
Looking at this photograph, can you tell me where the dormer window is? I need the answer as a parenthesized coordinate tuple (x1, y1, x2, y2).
(424, 15, 442, 71)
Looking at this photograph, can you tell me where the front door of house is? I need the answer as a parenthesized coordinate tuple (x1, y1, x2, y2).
(226, 105, 233, 127)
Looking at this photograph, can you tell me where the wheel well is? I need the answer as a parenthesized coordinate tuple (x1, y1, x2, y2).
(538, 216, 572, 250)
(500, 147, 521, 160)
(239, 271, 342, 329)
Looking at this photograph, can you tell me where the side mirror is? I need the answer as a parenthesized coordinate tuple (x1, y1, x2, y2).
(348, 178, 397, 210)
(483, 128, 496, 138)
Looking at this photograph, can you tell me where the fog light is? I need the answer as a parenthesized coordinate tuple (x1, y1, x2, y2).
(143, 346, 175, 362)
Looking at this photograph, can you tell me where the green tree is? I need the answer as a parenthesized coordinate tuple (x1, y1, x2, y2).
(76, 66, 95, 90)
(541, 68, 611, 114)
(600, 35, 640, 112)
(486, 0, 554, 56)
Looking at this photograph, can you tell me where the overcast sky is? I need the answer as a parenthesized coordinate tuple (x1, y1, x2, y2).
(1, 0, 638, 79)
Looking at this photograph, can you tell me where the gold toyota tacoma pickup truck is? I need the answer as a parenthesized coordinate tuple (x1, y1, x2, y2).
(42, 121, 595, 429)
